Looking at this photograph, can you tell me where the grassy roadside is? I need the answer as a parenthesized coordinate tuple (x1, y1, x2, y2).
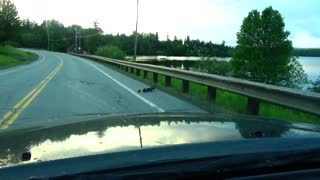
(180, 81, 320, 125)
(98, 61, 320, 126)
(0, 45, 38, 69)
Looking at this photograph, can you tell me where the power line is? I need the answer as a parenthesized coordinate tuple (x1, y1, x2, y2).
(50, 37, 73, 42)
(49, 32, 102, 42)
(216, 0, 241, 6)
(81, 32, 102, 38)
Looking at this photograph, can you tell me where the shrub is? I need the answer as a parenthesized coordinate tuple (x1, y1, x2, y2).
(95, 45, 126, 60)
(191, 57, 232, 76)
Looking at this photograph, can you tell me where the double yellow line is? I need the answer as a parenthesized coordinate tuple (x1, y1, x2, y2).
(0, 58, 63, 129)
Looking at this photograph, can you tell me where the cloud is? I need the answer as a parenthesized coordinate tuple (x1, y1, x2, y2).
(291, 32, 320, 48)
(11, 0, 320, 48)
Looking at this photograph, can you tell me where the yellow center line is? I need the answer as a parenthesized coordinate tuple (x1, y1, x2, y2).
(0, 57, 63, 129)
(12, 86, 40, 109)
(1, 65, 62, 129)
(0, 80, 49, 125)
(0, 111, 13, 124)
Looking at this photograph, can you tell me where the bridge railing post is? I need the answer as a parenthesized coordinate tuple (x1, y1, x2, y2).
(207, 86, 217, 102)
(165, 75, 171, 87)
(136, 69, 140, 76)
(153, 72, 158, 83)
(247, 97, 260, 115)
(182, 80, 189, 93)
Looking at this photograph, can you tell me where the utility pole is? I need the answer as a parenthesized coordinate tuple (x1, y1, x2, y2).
(46, 21, 50, 51)
(79, 28, 81, 53)
(75, 27, 78, 53)
(47, 31, 50, 51)
(133, 0, 139, 61)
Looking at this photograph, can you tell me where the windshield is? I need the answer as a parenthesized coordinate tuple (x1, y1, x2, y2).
(0, 0, 319, 168)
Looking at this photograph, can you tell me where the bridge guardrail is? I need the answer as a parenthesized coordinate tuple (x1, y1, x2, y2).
(71, 53, 320, 116)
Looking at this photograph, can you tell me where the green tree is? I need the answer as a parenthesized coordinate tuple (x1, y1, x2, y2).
(18, 19, 47, 48)
(83, 21, 103, 53)
(0, 0, 19, 43)
(192, 58, 232, 76)
(45, 20, 69, 52)
(95, 45, 126, 60)
(309, 76, 320, 93)
(231, 6, 307, 88)
(279, 57, 308, 89)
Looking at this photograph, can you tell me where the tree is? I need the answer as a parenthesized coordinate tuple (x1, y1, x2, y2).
(192, 58, 232, 76)
(293, 48, 320, 57)
(45, 20, 69, 52)
(231, 6, 307, 88)
(19, 19, 47, 48)
(95, 45, 126, 60)
(278, 57, 308, 89)
(0, 0, 20, 43)
(309, 76, 320, 93)
(0, 2, 232, 57)
(83, 21, 103, 53)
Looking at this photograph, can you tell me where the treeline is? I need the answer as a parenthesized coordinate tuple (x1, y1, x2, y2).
(1, 0, 319, 92)
(0, 0, 232, 57)
(293, 48, 320, 57)
(6, 19, 232, 57)
(11, 19, 319, 57)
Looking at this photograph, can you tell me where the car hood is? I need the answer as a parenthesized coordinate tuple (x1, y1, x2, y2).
(1, 112, 320, 167)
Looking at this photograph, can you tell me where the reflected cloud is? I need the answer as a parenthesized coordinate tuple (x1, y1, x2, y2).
(1, 113, 315, 167)
(27, 121, 240, 164)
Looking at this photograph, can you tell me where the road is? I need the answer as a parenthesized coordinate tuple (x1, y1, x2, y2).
(0, 50, 205, 130)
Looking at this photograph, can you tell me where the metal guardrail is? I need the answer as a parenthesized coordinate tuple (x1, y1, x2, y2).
(71, 53, 320, 116)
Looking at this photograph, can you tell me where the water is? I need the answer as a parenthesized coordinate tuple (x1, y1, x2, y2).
(298, 57, 320, 82)
(137, 56, 320, 81)
(136, 56, 230, 61)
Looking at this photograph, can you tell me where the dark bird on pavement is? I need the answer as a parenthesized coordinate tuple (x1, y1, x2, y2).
(138, 84, 156, 93)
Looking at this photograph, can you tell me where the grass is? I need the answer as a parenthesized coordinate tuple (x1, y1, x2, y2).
(0, 45, 37, 68)
(189, 82, 207, 101)
(0, 55, 21, 67)
(172, 78, 182, 90)
(259, 103, 320, 126)
(101, 62, 320, 126)
(216, 90, 248, 113)
(158, 74, 166, 86)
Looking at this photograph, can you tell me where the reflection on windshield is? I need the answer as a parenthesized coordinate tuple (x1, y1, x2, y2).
(236, 119, 289, 138)
(0, 114, 301, 167)
(27, 122, 238, 164)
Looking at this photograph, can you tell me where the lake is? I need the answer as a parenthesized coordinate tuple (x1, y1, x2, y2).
(136, 56, 320, 82)
(298, 57, 320, 82)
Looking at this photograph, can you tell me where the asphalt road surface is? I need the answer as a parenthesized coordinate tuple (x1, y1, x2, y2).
(0, 50, 205, 130)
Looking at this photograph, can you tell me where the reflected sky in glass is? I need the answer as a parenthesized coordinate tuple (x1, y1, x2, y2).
(28, 121, 240, 163)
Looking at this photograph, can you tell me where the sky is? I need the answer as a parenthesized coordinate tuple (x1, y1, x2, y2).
(11, 0, 320, 48)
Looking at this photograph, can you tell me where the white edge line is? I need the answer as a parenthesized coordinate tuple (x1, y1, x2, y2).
(0, 54, 45, 76)
(81, 59, 165, 113)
